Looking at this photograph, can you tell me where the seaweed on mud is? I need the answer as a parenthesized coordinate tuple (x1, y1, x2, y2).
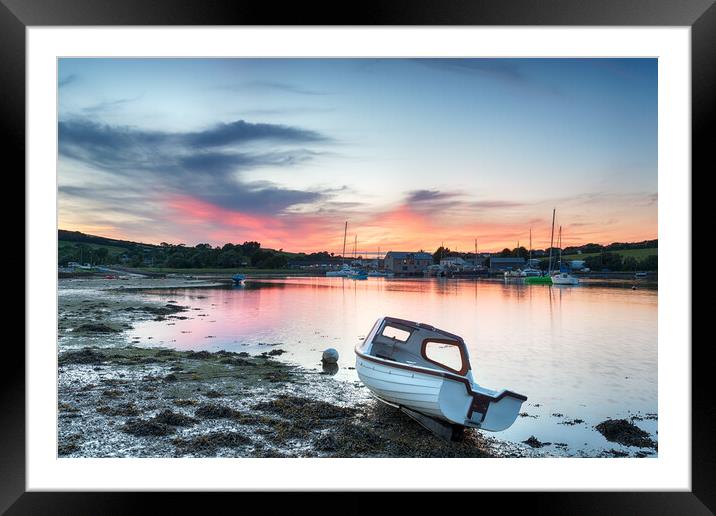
(219, 357, 255, 366)
(58, 433, 83, 456)
(559, 418, 585, 426)
(172, 431, 251, 454)
(261, 349, 286, 357)
(59, 348, 106, 365)
(163, 373, 179, 382)
(263, 420, 313, 442)
(203, 390, 223, 398)
(262, 371, 292, 383)
(595, 419, 656, 448)
(131, 304, 190, 316)
(153, 409, 197, 427)
(73, 323, 121, 334)
(122, 418, 174, 437)
(173, 399, 199, 407)
(522, 436, 550, 448)
(58, 403, 80, 413)
(195, 404, 240, 419)
(96, 403, 140, 417)
(312, 404, 495, 458)
(630, 413, 658, 422)
(251, 396, 356, 421)
(602, 449, 630, 458)
(187, 351, 212, 359)
(314, 422, 383, 454)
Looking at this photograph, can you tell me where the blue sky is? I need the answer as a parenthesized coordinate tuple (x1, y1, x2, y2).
(58, 58, 657, 252)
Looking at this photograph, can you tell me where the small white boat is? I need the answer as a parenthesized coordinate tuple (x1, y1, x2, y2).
(551, 224, 579, 285)
(552, 272, 579, 285)
(355, 317, 526, 433)
(520, 267, 542, 277)
(326, 264, 357, 277)
(367, 270, 394, 278)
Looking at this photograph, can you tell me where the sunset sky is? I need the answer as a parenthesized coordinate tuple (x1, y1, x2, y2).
(58, 58, 657, 254)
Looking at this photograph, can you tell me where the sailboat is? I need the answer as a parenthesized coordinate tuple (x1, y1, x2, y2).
(326, 222, 359, 277)
(349, 234, 368, 279)
(520, 228, 541, 277)
(524, 209, 555, 285)
(552, 225, 579, 286)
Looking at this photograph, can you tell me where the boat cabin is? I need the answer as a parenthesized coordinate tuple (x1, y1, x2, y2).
(358, 317, 472, 377)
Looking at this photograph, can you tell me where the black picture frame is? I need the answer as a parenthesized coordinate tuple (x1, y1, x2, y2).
(6, 0, 710, 513)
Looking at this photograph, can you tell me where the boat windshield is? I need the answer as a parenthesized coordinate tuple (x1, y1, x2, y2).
(363, 317, 470, 376)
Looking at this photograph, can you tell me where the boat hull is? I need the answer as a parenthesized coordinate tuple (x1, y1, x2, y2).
(552, 275, 579, 285)
(355, 352, 525, 432)
(524, 276, 553, 285)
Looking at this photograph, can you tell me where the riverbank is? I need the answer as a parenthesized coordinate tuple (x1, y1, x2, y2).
(58, 276, 658, 458)
(58, 345, 528, 457)
(58, 277, 528, 458)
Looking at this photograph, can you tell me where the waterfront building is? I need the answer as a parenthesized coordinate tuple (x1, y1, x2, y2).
(383, 251, 433, 276)
(489, 257, 526, 273)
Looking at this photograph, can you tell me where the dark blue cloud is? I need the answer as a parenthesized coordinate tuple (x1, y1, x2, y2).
(58, 118, 331, 214)
(184, 119, 328, 148)
(406, 189, 526, 212)
(81, 96, 142, 114)
(407, 189, 461, 203)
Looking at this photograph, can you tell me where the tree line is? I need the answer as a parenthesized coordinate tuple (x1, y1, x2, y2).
(59, 241, 291, 269)
(430, 245, 657, 271)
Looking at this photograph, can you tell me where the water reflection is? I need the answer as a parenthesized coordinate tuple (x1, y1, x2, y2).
(135, 277, 657, 451)
(321, 362, 340, 376)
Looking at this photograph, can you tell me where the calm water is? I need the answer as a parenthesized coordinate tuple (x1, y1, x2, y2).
(133, 277, 658, 455)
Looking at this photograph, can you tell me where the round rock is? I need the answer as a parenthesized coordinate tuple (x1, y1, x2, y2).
(321, 348, 339, 364)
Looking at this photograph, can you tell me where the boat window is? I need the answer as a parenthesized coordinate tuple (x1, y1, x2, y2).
(381, 325, 411, 342)
(422, 340, 466, 374)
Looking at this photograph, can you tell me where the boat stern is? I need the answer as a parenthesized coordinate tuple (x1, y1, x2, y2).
(466, 389, 527, 432)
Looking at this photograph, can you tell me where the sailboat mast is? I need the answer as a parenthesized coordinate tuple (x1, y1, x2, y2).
(354, 234, 357, 260)
(529, 228, 533, 262)
(341, 221, 347, 266)
(558, 225, 562, 269)
(547, 208, 556, 275)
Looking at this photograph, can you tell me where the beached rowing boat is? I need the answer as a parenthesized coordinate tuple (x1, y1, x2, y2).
(355, 317, 526, 434)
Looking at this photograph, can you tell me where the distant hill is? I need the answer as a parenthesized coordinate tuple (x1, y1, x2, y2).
(562, 239, 657, 256)
(57, 229, 295, 269)
(58, 229, 158, 250)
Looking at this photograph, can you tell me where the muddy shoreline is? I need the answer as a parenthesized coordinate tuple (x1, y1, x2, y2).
(59, 277, 530, 458)
(58, 276, 657, 458)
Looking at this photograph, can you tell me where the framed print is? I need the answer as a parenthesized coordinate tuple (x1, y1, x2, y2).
(7, 0, 712, 513)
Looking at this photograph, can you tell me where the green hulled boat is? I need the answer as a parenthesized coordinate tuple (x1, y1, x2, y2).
(524, 275, 553, 285)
